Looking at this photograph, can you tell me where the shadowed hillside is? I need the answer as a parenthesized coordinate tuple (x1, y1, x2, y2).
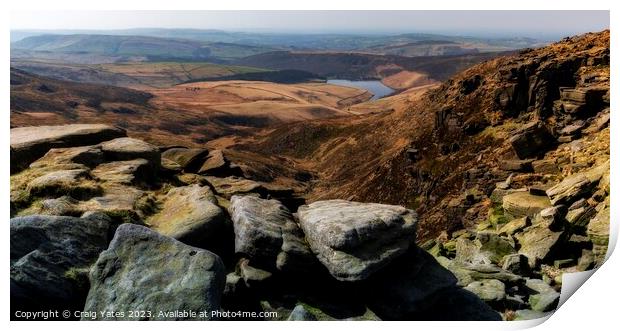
(235, 50, 512, 88)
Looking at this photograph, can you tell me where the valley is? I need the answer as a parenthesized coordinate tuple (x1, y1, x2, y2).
(10, 69, 371, 147)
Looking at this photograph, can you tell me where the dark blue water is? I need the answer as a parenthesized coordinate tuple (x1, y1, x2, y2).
(327, 79, 394, 100)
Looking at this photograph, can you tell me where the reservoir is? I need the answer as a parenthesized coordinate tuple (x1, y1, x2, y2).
(327, 79, 394, 100)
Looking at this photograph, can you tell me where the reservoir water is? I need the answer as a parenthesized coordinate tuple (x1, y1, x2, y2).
(327, 79, 394, 100)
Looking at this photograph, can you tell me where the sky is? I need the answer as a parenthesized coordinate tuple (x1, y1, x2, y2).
(10, 10, 610, 39)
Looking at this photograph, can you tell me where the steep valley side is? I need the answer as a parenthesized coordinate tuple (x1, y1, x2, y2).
(234, 30, 610, 241)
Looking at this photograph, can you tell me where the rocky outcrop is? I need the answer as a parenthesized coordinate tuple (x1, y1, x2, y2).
(229, 195, 314, 272)
(8, 124, 526, 321)
(298, 200, 417, 281)
(11, 124, 126, 173)
(207, 176, 290, 199)
(11, 213, 116, 313)
(84, 224, 226, 320)
(515, 222, 564, 268)
(425, 152, 608, 319)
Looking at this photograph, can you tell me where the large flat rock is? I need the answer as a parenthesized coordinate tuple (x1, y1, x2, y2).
(11, 124, 126, 173)
(297, 200, 417, 281)
(545, 161, 607, 206)
(84, 224, 226, 320)
(100, 137, 160, 167)
(147, 184, 228, 250)
(503, 192, 551, 219)
(91, 159, 152, 185)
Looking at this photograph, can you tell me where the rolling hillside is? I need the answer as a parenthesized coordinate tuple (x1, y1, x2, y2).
(11, 34, 276, 62)
(10, 60, 270, 88)
(10, 68, 370, 146)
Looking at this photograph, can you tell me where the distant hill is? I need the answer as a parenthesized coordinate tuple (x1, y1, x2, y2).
(235, 50, 512, 82)
(11, 29, 545, 53)
(11, 34, 276, 62)
(185, 69, 323, 84)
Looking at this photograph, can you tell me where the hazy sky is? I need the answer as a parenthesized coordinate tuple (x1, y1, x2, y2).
(11, 10, 609, 38)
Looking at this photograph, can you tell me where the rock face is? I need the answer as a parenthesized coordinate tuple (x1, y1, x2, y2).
(229, 195, 314, 272)
(11, 213, 116, 312)
(84, 224, 226, 320)
(206, 176, 290, 199)
(367, 247, 459, 319)
(80, 185, 148, 223)
(297, 200, 417, 281)
(11, 124, 126, 173)
(454, 234, 515, 265)
(148, 184, 228, 250)
(508, 121, 554, 159)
